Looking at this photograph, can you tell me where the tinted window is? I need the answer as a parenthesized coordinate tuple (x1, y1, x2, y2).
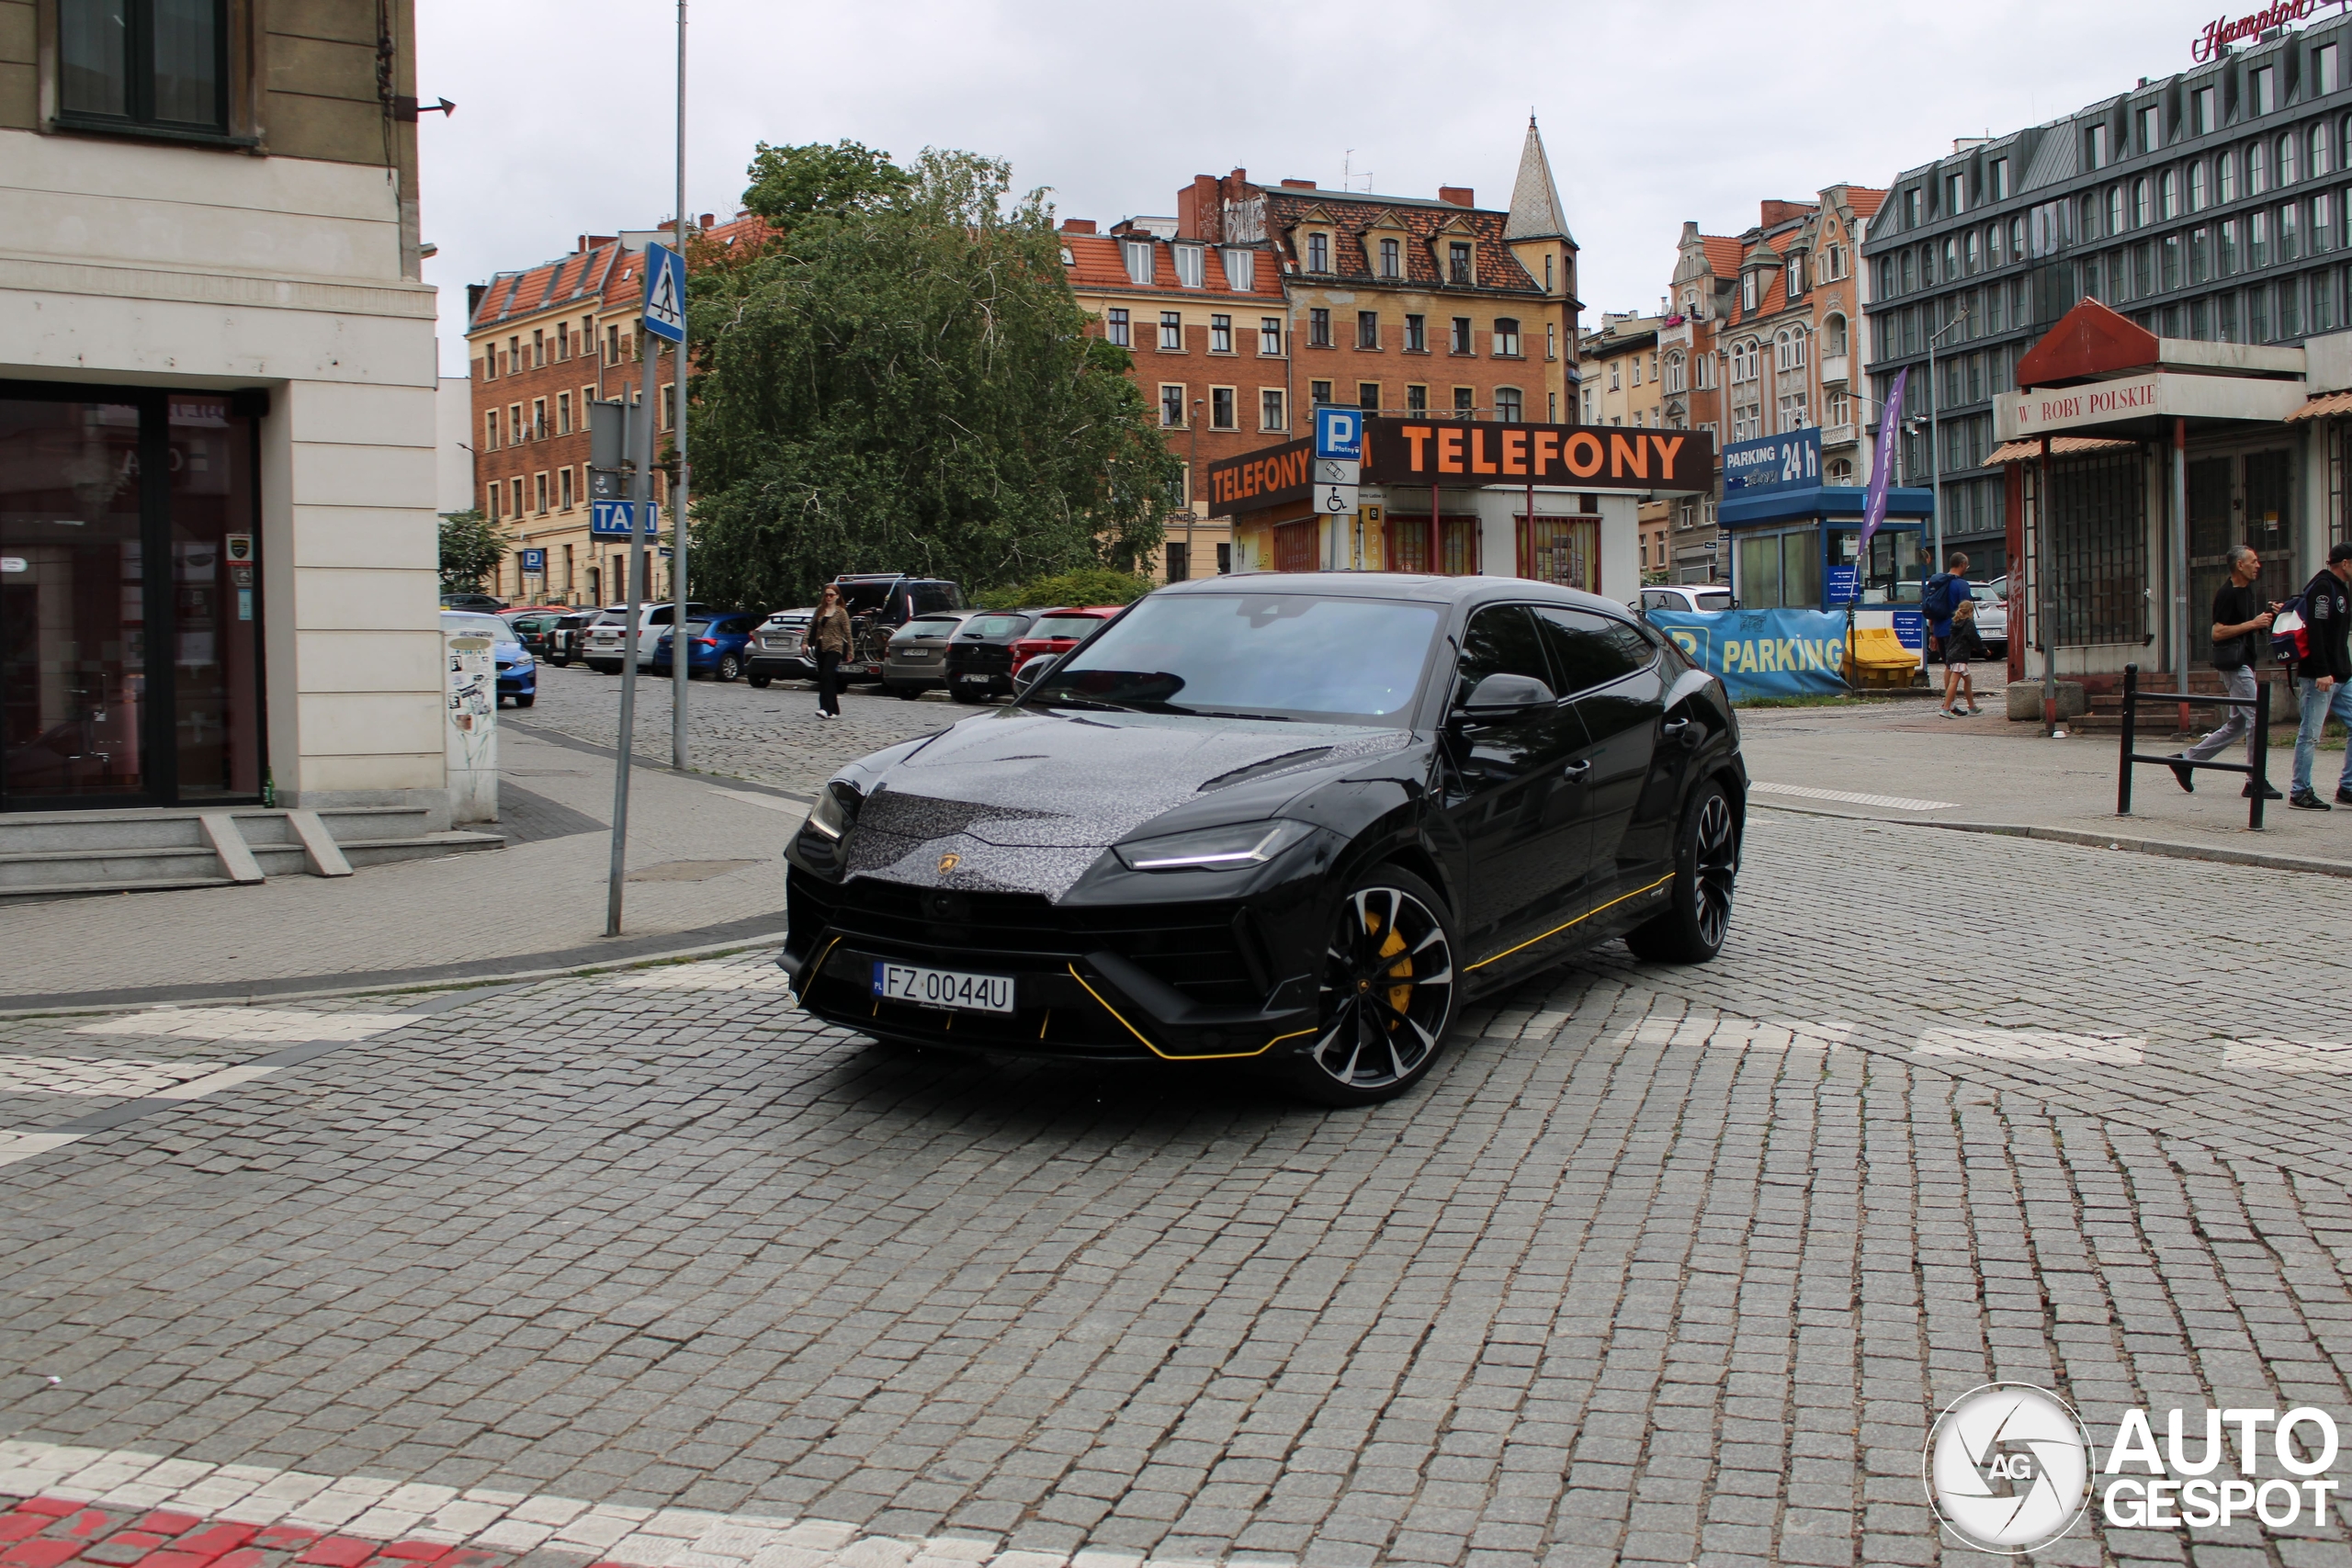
(908, 615, 963, 636)
(966, 614, 1031, 637)
(1033, 592, 1442, 724)
(1694, 591, 1734, 611)
(1454, 605, 1551, 698)
(1641, 591, 1674, 609)
(911, 583, 961, 615)
(1032, 615, 1109, 640)
(1532, 607, 1643, 694)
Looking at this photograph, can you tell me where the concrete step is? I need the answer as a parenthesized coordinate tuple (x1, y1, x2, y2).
(340, 830, 505, 868)
(0, 805, 501, 896)
(0, 874, 243, 901)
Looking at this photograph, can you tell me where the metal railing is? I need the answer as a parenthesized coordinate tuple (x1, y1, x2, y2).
(2116, 662, 2274, 829)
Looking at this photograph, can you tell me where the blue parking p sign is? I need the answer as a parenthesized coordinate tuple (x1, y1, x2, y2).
(1314, 406, 1363, 462)
(518, 547, 546, 574)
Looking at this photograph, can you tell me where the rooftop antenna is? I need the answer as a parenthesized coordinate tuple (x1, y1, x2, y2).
(1342, 148, 1353, 192)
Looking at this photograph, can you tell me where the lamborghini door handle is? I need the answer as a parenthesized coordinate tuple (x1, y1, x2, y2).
(1561, 761, 1591, 782)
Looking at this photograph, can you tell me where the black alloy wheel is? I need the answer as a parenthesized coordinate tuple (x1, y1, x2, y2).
(1292, 868, 1458, 1106)
(717, 653, 743, 682)
(1625, 781, 1738, 964)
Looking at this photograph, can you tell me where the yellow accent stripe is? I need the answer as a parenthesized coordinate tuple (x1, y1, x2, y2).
(1065, 964, 1283, 1062)
(1464, 873, 1677, 972)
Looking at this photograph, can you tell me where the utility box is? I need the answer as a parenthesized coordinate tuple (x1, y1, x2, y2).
(446, 633, 498, 823)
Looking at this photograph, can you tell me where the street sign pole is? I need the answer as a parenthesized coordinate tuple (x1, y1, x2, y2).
(670, 0, 690, 773)
(605, 333, 662, 936)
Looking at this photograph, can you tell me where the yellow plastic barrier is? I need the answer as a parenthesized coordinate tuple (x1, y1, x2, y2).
(1846, 626, 1920, 688)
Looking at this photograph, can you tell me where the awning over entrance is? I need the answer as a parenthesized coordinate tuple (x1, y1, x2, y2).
(1984, 435, 2137, 465)
(1991, 299, 2308, 444)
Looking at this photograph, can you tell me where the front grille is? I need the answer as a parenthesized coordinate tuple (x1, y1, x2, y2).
(789, 867, 1261, 1008)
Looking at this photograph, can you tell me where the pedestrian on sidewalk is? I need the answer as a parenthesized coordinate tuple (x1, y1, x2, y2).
(2170, 545, 2280, 800)
(1939, 599, 1988, 717)
(1924, 552, 1974, 706)
(2290, 541, 2352, 810)
(804, 583, 852, 720)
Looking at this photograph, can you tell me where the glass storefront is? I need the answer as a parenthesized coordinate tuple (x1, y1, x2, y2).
(0, 385, 266, 809)
(1734, 524, 1928, 611)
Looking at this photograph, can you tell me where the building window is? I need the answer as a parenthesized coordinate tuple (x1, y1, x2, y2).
(2312, 124, 2333, 178)
(2321, 42, 2342, 96)
(2282, 133, 2301, 186)
(2251, 140, 2270, 195)
(1665, 353, 1687, 393)
(1990, 158, 2011, 200)
(557, 391, 572, 434)
(531, 330, 546, 368)
(1407, 384, 1428, 414)
(1379, 237, 1400, 278)
(1826, 389, 1849, 428)
(1261, 389, 1285, 430)
(1357, 310, 1380, 349)
(1221, 247, 1254, 291)
(2139, 104, 2162, 152)
(58, 0, 231, 135)
(535, 472, 548, 513)
(2219, 151, 2238, 203)
(2190, 162, 2210, 211)
(1609, 362, 1621, 391)
(560, 468, 574, 510)
(1546, 323, 1557, 360)
(1310, 380, 1332, 406)
(1173, 243, 1205, 288)
(2193, 85, 2218, 134)
(508, 403, 523, 443)
(1124, 240, 1155, 285)
(1261, 316, 1283, 355)
(1449, 316, 1472, 354)
(1159, 311, 1182, 350)
(1944, 173, 1964, 215)
(1549, 391, 1558, 422)
(2134, 178, 2152, 227)
(1309, 308, 1331, 347)
(1159, 385, 1185, 426)
(1493, 318, 1521, 356)
(1307, 232, 1330, 273)
(1210, 313, 1233, 353)
(1448, 241, 1473, 284)
(1106, 308, 1130, 347)
(1357, 382, 1380, 412)
(1742, 272, 1758, 310)
(1453, 387, 1475, 419)
(1405, 314, 1427, 353)
(484, 412, 500, 450)
(1545, 254, 1555, 292)
(2087, 122, 2109, 169)
(2253, 65, 2277, 115)
(511, 478, 525, 519)
(2161, 168, 2179, 219)
(486, 483, 501, 523)
(1905, 187, 1923, 226)
(1495, 388, 1521, 422)
(1210, 387, 1236, 429)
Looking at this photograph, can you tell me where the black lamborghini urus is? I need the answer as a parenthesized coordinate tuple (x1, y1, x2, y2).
(780, 573, 1746, 1104)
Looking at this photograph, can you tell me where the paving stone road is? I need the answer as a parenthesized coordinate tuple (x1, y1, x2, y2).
(8, 809, 2352, 1567)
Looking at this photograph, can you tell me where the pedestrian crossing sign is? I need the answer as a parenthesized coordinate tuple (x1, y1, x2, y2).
(641, 243, 686, 344)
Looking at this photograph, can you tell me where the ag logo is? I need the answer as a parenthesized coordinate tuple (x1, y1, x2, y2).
(937, 852, 961, 874)
(1924, 1382, 2093, 1553)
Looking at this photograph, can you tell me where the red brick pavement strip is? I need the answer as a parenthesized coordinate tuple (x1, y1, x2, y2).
(0, 1502, 549, 1568)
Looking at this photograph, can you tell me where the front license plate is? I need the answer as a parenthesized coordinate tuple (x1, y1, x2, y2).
(871, 961, 1014, 1012)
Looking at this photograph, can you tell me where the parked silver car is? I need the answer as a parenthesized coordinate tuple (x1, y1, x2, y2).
(1633, 585, 1735, 615)
(746, 608, 815, 687)
(883, 610, 983, 698)
(582, 601, 712, 673)
(1973, 577, 2008, 655)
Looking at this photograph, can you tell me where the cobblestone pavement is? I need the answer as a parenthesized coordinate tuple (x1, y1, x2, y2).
(8, 812, 2352, 1566)
(519, 664, 965, 796)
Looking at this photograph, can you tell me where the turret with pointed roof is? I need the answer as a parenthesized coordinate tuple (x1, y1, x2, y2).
(1504, 116, 1573, 246)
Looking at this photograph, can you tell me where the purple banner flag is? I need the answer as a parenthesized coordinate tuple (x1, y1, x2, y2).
(1859, 367, 1907, 559)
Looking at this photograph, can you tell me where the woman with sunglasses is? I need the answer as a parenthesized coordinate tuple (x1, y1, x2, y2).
(803, 583, 852, 718)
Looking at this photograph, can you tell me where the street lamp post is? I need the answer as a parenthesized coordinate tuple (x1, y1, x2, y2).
(668, 0, 690, 772)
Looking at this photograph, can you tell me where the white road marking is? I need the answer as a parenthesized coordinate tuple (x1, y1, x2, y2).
(0, 1055, 232, 1097)
(0, 1132, 84, 1168)
(1914, 1028, 2144, 1066)
(707, 787, 808, 816)
(0, 1440, 1249, 1568)
(74, 1009, 409, 1043)
(1752, 781, 1958, 812)
(2222, 1039, 2352, 1073)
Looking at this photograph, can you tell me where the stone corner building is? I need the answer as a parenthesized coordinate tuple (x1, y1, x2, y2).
(0, 0, 471, 882)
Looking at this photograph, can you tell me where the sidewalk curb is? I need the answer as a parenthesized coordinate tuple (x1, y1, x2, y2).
(0, 924, 790, 1021)
(1753, 798, 2352, 879)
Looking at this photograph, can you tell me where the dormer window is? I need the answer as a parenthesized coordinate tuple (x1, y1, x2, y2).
(1784, 254, 1805, 299)
(1379, 237, 1400, 278)
(1306, 232, 1330, 272)
(1448, 241, 1473, 284)
(1221, 247, 1255, 291)
(1742, 272, 1758, 311)
(1122, 240, 1155, 286)
(1173, 243, 1205, 288)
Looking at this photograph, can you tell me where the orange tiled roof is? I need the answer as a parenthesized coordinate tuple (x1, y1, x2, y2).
(469, 213, 777, 333)
(2287, 389, 2352, 421)
(1849, 188, 1888, 220)
(1061, 232, 1283, 299)
(1986, 435, 2139, 463)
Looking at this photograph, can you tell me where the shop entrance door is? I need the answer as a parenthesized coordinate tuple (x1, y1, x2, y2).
(2186, 448, 2297, 668)
(0, 386, 266, 811)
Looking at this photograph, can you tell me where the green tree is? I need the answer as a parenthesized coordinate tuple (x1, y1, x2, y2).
(976, 567, 1154, 611)
(437, 509, 510, 593)
(687, 144, 1174, 610)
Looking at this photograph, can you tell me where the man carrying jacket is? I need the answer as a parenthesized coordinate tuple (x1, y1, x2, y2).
(2290, 541, 2352, 810)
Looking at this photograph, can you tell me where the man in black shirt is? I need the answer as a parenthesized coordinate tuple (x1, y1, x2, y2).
(2291, 541, 2352, 809)
(2171, 546, 2278, 797)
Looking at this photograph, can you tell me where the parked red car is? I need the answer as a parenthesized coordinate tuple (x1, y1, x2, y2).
(1009, 605, 1126, 680)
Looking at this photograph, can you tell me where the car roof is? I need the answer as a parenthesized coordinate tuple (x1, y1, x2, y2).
(1155, 571, 1637, 619)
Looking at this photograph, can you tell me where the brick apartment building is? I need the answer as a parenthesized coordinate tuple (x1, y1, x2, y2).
(1067, 118, 1581, 578)
(464, 214, 765, 607)
(1661, 186, 1885, 583)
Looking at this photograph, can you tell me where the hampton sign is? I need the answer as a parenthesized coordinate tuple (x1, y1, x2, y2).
(2193, 0, 2352, 62)
(1993, 371, 2307, 441)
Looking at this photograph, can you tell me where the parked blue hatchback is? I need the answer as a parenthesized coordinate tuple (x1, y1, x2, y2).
(650, 611, 762, 682)
(441, 610, 537, 707)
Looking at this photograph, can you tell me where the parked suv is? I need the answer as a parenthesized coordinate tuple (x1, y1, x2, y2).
(582, 601, 713, 673)
(1634, 585, 1735, 616)
(884, 609, 983, 698)
(833, 574, 964, 682)
(747, 608, 815, 687)
(945, 609, 1039, 703)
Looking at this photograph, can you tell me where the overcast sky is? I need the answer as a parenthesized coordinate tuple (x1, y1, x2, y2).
(418, 0, 2248, 373)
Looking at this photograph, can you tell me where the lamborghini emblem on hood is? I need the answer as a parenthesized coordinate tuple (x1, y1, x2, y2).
(937, 852, 961, 874)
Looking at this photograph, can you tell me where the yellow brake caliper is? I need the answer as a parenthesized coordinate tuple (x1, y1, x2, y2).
(1369, 907, 1413, 1021)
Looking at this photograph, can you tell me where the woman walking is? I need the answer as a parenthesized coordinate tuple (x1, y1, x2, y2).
(803, 583, 852, 719)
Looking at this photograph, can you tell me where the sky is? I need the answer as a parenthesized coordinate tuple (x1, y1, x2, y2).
(417, 0, 2256, 374)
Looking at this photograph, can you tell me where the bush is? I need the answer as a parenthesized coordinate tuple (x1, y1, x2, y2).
(976, 568, 1154, 612)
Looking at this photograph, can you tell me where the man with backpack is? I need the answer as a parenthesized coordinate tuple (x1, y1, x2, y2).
(2290, 541, 2352, 810)
(2168, 545, 2279, 799)
(1923, 552, 1974, 711)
